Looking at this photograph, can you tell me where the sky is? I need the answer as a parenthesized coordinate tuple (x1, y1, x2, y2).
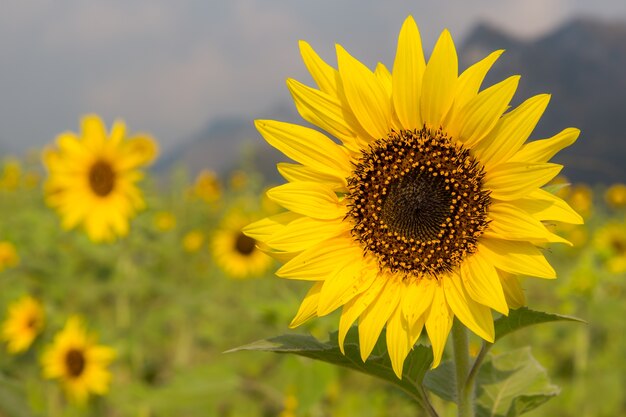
(1, 0, 625, 155)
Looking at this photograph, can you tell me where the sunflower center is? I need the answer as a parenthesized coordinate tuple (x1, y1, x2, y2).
(88, 160, 116, 197)
(347, 128, 490, 277)
(611, 237, 626, 254)
(235, 232, 256, 256)
(65, 348, 86, 378)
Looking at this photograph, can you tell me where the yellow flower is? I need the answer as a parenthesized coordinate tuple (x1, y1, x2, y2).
(41, 316, 115, 403)
(594, 220, 626, 274)
(567, 184, 593, 219)
(191, 170, 222, 203)
(182, 230, 205, 252)
(213, 213, 273, 279)
(0, 159, 22, 191)
(245, 16, 581, 376)
(1, 295, 45, 353)
(154, 211, 176, 231)
(605, 183, 626, 209)
(0, 241, 19, 271)
(43, 114, 158, 243)
(230, 170, 248, 191)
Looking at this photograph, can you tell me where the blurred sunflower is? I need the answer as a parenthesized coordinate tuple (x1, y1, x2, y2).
(183, 230, 205, 253)
(191, 170, 222, 203)
(567, 184, 593, 219)
(245, 16, 581, 375)
(153, 211, 176, 232)
(213, 213, 273, 279)
(0, 241, 19, 271)
(42, 316, 115, 403)
(1, 295, 45, 354)
(605, 183, 626, 209)
(43, 114, 158, 242)
(594, 221, 626, 274)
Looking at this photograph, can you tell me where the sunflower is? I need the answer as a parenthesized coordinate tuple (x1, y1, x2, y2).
(191, 170, 222, 204)
(183, 230, 205, 253)
(605, 183, 626, 209)
(0, 241, 19, 271)
(212, 213, 273, 279)
(43, 114, 158, 243)
(594, 220, 626, 274)
(1, 295, 45, 353)
(41, 316, 115, 403)
(244, 16, 582, 376)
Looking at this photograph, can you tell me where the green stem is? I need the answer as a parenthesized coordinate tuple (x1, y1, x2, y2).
(452, 320, 474, 417)
(466, 340, 492, 392)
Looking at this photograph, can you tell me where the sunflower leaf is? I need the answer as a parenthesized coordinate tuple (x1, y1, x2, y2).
(494, 307, 584, 342)
(228, 327, 434, 408)
(475, 347, 559, 417)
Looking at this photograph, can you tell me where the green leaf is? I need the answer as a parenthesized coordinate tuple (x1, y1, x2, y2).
(228, 327, 433, 407)
(495, 307, 584, 342)
(475, 347, 559, 417)
(422, 361, 457, 403)
(542, 182, 570, 194)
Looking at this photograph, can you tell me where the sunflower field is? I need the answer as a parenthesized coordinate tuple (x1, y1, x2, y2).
(2, 16, 626, 417)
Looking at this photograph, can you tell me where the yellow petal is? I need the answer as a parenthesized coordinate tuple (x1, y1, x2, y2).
(420, 30, 457, 129)
(286, 78, 357, 147)
(498, 271, 526, 309)
(277, 235, 361, 280)
(449, 76, 519, 146)
(485, 162, 562, 201)
(358, 278, 402, 361)
(336, 45, 391, 139)
(338, 277, 386, 353)
(474, 94, 551, 168)
(517, 189, 583, 224)
(401, 278, 436, 327)
(266, 182, 345, 220)
(392, 15, 426, 129)
(318, 261, 378, 316)
(255, 120, 351, 179)
(479, 238, 556, 279)
(386, 305, 412, 378)
(267, 216, 351, 252)
(242, 212, 301, 242)
(277, 163, 347, 192)
(425, 283, 453, 368)
(289, 282, 324, 328)
(509, 128, 580, 163)
(450, 50, 504, 114)
(299, 40, 338, 95)
(460, 251, 509, 315)
(485, 202, 571, 245)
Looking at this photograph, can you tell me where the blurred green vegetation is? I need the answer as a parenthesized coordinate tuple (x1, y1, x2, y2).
(0, 156, 625, 417)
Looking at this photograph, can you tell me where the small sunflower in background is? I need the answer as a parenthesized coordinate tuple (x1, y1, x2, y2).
(182, 230, 205, 253)
(605, 183, 626, 209)
(153, 211, 177, 232)
(0, 241, 19, 271)
(594, 220, 626, 274)
(41, 316, 115, 403)
(246, 16, 581, 375)
(212, 213, 273, 279)
(567, 184, 593, 220)
(43, 114, 158, 243)
(191, 170, 222, 204)
(1, 295, 45, 354)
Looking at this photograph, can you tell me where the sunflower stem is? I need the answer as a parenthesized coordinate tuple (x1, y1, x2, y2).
(452, 320, 474, 417)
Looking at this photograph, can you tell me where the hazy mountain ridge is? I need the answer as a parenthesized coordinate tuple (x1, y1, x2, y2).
(162, 16, 626, 184)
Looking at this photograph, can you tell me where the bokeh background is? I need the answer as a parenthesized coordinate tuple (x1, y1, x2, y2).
(1, 1, 626, 416)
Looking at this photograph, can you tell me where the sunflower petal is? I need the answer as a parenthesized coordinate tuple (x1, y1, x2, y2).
(267, 216, 351, 252)
(425, 283, 453, 368)
(358, 278, 402, 361)
(479, 238, 556, 279)
(318, 262, 378, 316)
(386, 305, 412, 378)
(289, 282, 324, 328)
(443, 273, 495, 342)
(266, 182, 345, 220)
(510, 128, 580, 163)
(255, 120, 351, 179)
(420, 30, 458, 128)
(277, 163, 347, 191)
(485, 162, 562, 201)
(336, 45, 391, 139)
(392, 15, 426, 129)
(242, 212, 300, 242)
(452, 49, 504, 112)
(299, 40, 338, 95)
(518, 189, 583, 224)
(401, 278, 436, 326)
(498, 271, 526, 309)
(460, 252, 509, 315)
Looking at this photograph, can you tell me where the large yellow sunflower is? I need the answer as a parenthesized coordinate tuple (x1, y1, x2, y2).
(1, 295, 45, 354)
(245, 16, 582, 377)
(212, 213, 274, 279)
(41, 316, 115, 403)
(43, 114, 158, 242)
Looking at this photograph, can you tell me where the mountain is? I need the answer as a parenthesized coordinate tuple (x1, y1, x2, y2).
(162, 16, 626, 184)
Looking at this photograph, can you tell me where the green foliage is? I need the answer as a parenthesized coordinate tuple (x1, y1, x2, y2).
(494, 307, 585, 341)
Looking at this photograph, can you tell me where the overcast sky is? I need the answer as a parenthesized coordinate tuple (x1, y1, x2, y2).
(1, 0, 625, 155)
